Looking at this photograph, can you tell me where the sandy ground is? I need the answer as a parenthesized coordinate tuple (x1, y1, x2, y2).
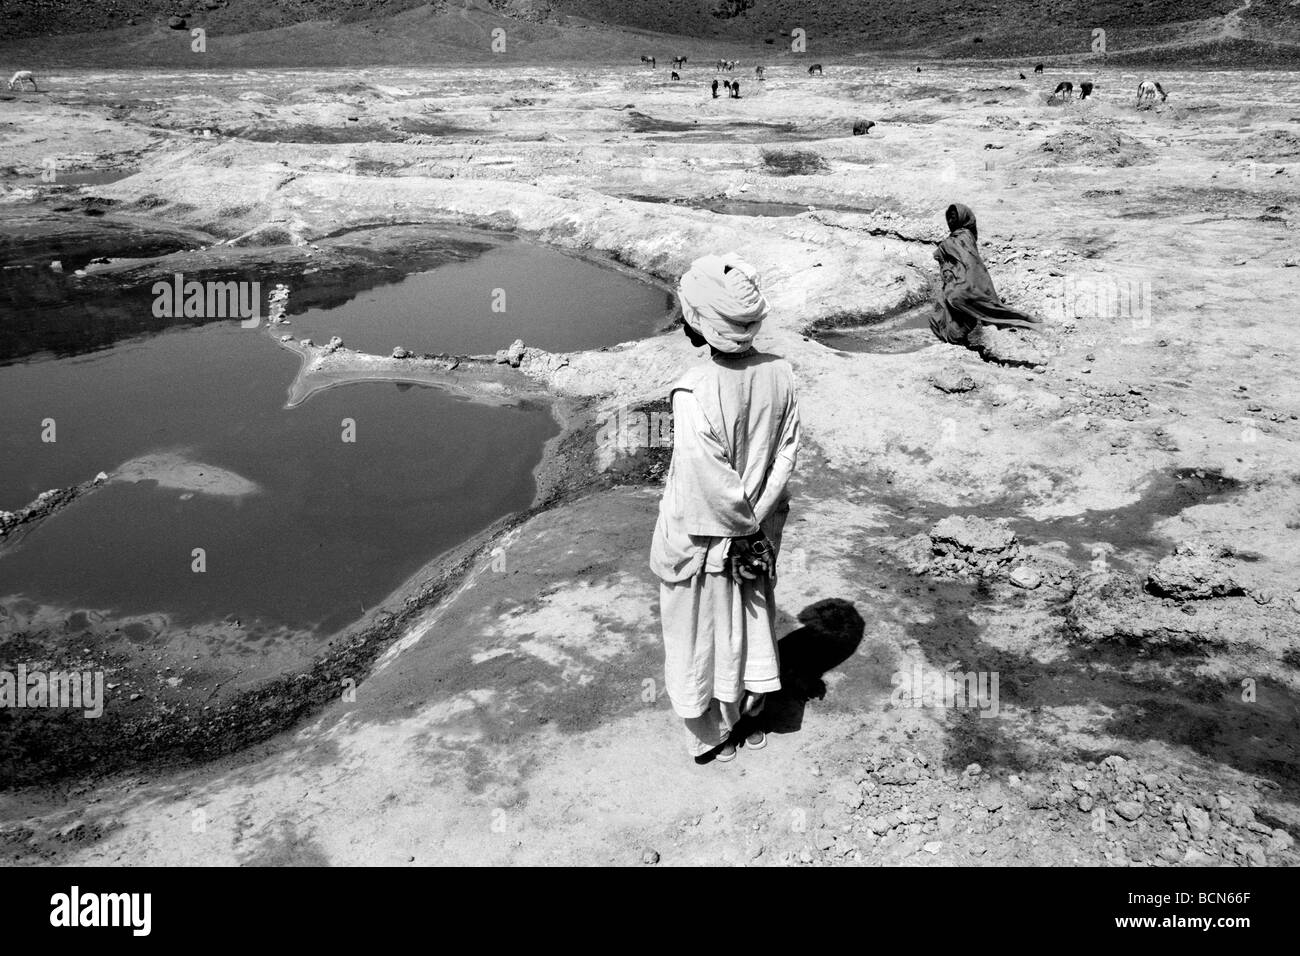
(1, 62, 1299, 866)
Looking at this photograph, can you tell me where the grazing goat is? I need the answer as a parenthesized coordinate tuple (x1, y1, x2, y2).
(8, 70, 38, 92)
(1050, 81, 1073, 102)
(672, 56, 687, 70)
(756, 65, 765, 79)
(1137, 80, 1168, 105)
(808, 63, 823, 76)
(711, 79, 719, 99)
(1079, 80, 1094, 100)
(640, 55, 656, 68)
(730, 80, 741, 99)
(671, 71, 680, 81)
(1034, 63, 1044, 74)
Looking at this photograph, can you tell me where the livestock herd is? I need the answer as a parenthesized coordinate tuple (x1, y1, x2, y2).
(636, 57, 1168, 107)
(5, 62, 1170, 109)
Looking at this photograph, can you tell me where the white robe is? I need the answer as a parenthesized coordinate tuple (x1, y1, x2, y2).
(650, 351, 800, 719)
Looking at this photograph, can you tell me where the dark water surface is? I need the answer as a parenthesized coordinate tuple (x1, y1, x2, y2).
(289, 234, 673, 356)
(0, 232, 669, 635)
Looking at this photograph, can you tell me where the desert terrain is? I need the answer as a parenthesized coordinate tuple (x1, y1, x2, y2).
(1, 52, 1299, 866)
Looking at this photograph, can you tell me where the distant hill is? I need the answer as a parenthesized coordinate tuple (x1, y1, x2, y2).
(2, 0, 1298, 65)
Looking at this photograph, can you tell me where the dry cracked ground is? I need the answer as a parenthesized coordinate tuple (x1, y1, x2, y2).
(1, 63, 1299, 866)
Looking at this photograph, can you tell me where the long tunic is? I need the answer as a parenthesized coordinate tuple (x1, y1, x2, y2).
(650, 351, 801, 719)
(930, 211, 1042, 345)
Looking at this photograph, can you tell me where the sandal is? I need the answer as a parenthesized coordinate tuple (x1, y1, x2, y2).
(744, 731, 767, 750)
(713, 743, 737, 762)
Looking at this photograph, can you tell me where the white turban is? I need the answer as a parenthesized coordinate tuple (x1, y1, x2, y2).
(677, 253, 770, 354)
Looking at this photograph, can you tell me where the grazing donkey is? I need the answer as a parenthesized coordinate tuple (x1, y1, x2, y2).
(808, 63, 823, 76)
(672, 56, 687, 70)
(640, 55, 656, 68)
(8, 70, 38, 91)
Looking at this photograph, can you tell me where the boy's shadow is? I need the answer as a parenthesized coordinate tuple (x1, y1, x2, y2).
(758, 598, 864, 736)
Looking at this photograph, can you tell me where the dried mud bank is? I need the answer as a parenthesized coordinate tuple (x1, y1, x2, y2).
(2, 65, 1299, 865)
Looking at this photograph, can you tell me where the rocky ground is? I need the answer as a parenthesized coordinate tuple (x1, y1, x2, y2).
(1, 61, 1298, 865)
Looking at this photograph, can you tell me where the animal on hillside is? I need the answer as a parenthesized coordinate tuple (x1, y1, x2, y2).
(916, 66, 922, 73)
(730, 79, 741, 99)
(1019, 72, 1026, 80)
(1137, 79, 1168, 105)
(711, 79, 719, 98)
(808, 63, 823, 76)
(8, 70, 38, 92)
(672, 56, 687, 69)
(755, 65, 765, 79)
(1079, 80, 1094, 100)
(1050, 81, 1073, 102)
(716, 58, 726, 71)
(852, 119, 875, 135)
(723, 80, 733, 95)
(1033, 63, 1044, 74)
(671, 71, 680, 81)
(640, 55, 656, 68)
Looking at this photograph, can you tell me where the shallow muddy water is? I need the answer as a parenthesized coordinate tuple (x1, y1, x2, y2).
(815, 303, 935, 354)
(0, 228, 670, 635)
(290, 230, 674, 356)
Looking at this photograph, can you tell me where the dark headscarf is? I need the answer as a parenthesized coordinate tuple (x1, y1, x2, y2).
(945, 202, 978, 242)
(930, 203, 1040, 345)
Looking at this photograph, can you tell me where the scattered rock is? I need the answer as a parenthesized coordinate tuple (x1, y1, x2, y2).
(930, 367, 978, 393)
(168, 16, 187, 30)
(392, 347, 411, 359)
(641, 849, 660, 865)
(1184, 805, 1212, 841)
(1009, 566, 1042, 589)
(1114, 800, 1144, 822)
(495, 338, 526, 368)
(1146, 542, 1246, 601)
(927, 516, 1019, 576)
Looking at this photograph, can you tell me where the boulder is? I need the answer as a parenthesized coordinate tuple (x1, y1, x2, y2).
(168, 16, 187, 29)
(1146, 542, 1246, 600)
(392, 347, 411, 359)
